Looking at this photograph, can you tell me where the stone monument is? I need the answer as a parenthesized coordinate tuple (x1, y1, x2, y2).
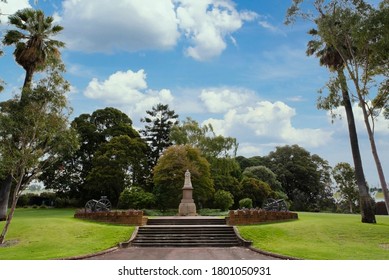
(178, 170, 197, 216)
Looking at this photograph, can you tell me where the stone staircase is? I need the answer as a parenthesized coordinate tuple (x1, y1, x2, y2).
(130, 217, 244, 247)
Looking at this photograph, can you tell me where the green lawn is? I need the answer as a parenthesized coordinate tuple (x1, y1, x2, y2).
(0, 208, 134, 260)
(238, 212, 389, 260)
(2, 209, 388, 260)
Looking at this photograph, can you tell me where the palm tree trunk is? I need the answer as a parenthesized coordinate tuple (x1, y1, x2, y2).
(338, 69, 376, 223)
(358, 98, 389, 214)
(21, 67, 34, 103)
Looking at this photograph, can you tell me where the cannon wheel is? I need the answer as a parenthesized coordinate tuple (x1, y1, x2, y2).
(279, 200, 288, 211)
(96, 198, 111, 212)
(85, 200, 96, 212)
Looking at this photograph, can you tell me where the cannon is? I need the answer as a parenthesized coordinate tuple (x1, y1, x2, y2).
(263, 198, 288, 211)
(85, 196, 111, 212)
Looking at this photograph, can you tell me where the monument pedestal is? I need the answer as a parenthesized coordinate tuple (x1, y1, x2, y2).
(178, 170, 197, 216)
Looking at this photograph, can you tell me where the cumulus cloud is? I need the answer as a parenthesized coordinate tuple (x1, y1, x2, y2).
(57, 0, 256, 60)
(202, 100, 333, 151)
(84, 69, 174, 116)
(0, 0, 31, 23)
(200, 87, 255, 113)
(58, 0, 179, 53)
(176, 0, 257, 60)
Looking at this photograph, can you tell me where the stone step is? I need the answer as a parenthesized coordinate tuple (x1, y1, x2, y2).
(147, 218, 226, 225)
(138, 226, 235, 231)
(131, 224, 242, 247)
(131, 242, 241, 247)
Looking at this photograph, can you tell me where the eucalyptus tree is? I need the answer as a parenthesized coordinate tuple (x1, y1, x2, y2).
(0, 63, 78, 244)
(286, 0, 377, 223)
(309, 0, 388, 216)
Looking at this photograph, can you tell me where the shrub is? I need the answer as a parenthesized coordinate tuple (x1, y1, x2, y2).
(213, 190, 234, 211)
(118, 186, 156, 209)
(240, 177, 271, 207)
(239, 198, 253, 209)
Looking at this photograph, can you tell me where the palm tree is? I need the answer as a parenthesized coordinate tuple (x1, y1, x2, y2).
(2, 8, 65, 98)
(307, 28, 376, 223)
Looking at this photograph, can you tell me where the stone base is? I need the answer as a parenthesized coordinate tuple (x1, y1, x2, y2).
(178, 202, 197, 216)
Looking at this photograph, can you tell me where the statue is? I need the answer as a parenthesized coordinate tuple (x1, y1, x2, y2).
(178, 170, 197, 216)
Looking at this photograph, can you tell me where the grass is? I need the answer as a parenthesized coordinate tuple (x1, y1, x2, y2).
(2, 209, 388, 260)
(238, 212, 389, 260)
(0, 208, 134, 260)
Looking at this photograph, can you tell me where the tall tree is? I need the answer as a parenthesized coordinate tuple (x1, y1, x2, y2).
(40, 107, 144, 204)
(2, 8, 64, 99)
(0, 8, 65, 220)
(85, 135, 148, 206)
(140, 103, 178, 169)
(313, 0, 389, 214)
(265, 145, 333, 211)
(0, 63, 78, 244)
(286, 0, 377, 223)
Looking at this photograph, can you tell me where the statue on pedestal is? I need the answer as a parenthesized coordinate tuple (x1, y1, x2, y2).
(178, 170, 197, 216)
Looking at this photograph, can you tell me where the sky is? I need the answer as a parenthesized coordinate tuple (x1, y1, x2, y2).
(0, 0, 388, 187)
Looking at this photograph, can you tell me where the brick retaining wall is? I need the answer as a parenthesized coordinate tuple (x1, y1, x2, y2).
(227, 209, 298, 225)
(74, 210, 147, 226)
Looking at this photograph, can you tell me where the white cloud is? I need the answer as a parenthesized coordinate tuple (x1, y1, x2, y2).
(84, 69, 174, 117)
(203, 100, 333, 150)
(58, 0, 179, 53)
(176, 0, 257, 60)
(0, 0, 31, 23)
(200, 87, 255, 113)
(56, 0, 256, 60)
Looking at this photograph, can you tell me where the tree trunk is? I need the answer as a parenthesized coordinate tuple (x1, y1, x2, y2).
(20, 67, 34, 103)
(0, 172, 24, 244)
(358, 97, 389, 214)
(0, 175, 12, 221)
(338, 69, 376, 223)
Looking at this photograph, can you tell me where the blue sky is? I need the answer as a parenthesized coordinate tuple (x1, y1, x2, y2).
(1, 0, 388, 187)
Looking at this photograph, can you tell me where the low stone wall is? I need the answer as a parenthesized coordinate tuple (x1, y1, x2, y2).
(74, 210, 147, 226)
(227, 209, 298, 225)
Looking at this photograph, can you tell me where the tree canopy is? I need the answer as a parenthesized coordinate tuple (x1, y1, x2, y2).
(153, 145, 214, 210)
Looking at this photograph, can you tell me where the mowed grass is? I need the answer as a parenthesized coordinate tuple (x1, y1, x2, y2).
(0, 208, 134, 260)
(238, 212, 389, 260)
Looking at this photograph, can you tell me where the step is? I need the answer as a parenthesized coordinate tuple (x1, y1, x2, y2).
(131, 224, 242, 247)
(147, 218, 226, 225)
(131, 242, 241, 247)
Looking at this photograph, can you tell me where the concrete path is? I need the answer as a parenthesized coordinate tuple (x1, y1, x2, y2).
(83, 246, 281, 260)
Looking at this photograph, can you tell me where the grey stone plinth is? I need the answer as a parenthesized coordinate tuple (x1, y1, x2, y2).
(178, 170, 197, 216)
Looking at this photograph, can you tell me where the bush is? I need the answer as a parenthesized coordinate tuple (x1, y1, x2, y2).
(239, 198, 253, 209)
(240, 177, 271, 207)
(213, 190, 234, 211)
(118, 186, 156, 209)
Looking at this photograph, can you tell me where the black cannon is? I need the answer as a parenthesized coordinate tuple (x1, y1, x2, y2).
(263, 198, 288, 211)
(85, 196, 111, 212)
